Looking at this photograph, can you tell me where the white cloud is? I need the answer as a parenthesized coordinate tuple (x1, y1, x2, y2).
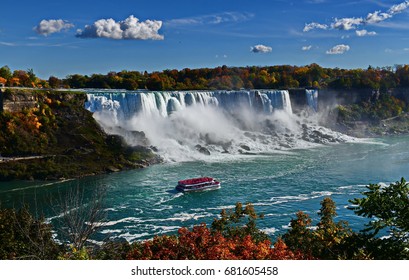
(302, 45, 312, 51)
(389, 1, 409, 15)
(250, 44, 272, 53)
(167, 12, 254, 27)
(326, 44, 350, 54)
(34, 19, 74, 36)
(331, 17, 364, 30)
(304, 1, 409, 32)
(303, 22, 328, 32)
(356, 29, 377, 37)
(0, 41, 17, 46)
(76, 15, 164, 40)
(366, 11, 391, 24)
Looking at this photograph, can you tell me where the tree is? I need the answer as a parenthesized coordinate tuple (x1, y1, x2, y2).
(211, 202, 268, 243)
(283, 197, 352, 259)
(347, 178, 409, 259)
(349, 178, 409, 241)
(48, 76, 61, 88)
(126, 223, 306, 260)
(0, 65, 12, 80)
(314, 197, 351, 259)
(282, 211, 314, 255)
(52, 183, 107, 250)
(65, 74, 88, 88)
(0, 206, 60, 259)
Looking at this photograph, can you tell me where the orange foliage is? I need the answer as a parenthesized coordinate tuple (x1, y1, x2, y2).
(126, 224, 311, 260)
(9, 77, 20, 87)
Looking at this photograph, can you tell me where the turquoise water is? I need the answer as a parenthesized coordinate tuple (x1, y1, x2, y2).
(1, 135, 408, 243)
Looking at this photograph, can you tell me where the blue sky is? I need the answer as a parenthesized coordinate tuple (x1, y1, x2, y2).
(1, 0, 409, 78)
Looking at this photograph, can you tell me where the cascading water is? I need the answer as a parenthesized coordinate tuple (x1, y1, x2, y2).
(85, 89, 293, 119)
(85, 89, 355, 161)
(306, 89, 319, 112)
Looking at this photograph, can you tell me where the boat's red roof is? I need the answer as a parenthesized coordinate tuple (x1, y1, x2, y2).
(178, 177, 214, 185)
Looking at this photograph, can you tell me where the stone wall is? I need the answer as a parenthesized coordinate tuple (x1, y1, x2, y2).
(0, 89, 38, 112)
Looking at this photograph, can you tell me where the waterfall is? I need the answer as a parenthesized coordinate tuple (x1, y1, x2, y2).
(84, 88, 354, 162)
(306, 89, 318, 112)
(85, 89, 293, 122)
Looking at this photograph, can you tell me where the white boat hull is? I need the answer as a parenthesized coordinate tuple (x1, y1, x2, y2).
(176, 183, 221, 192)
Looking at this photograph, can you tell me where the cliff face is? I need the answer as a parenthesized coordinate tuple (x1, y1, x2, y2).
(0, 89, 160, 181)
(1, 90, 37, 112)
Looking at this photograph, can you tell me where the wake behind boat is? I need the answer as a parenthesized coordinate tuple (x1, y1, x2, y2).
(176, 177, 221, 192)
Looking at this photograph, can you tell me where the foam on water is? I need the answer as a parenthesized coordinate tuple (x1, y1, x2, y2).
(85, 89, 360, 162)
(260, 227, 278, 235)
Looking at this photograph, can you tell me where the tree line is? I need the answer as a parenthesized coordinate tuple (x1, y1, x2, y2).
(2, 64, 409, 91)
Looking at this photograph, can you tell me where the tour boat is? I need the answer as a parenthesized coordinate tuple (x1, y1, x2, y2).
(176, 177, 221, 192)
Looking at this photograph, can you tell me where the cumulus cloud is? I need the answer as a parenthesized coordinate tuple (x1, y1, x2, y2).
(389, 1, 409, 14)
(356, 29, 377, 37)
(250, 44, 272, 53)
(76, 15, 164, 40)
(34, 19, 74, 36)
(302, 45, 312, 51)
(326, 44, 350, 54)
(366, 11, 392, 24)
(303, 22, 328, 32)
(304, 1, 409, 32)
(331, 17, 364, 30)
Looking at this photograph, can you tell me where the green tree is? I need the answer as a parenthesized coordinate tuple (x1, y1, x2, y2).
(348, 178, 409, 259)
(349, 178, 409, 241)
(211, 202, 268, 243)
(0, 65, 12, 80)
(0, 206, 60, 259)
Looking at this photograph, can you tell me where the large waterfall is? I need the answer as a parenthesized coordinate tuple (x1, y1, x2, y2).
(85, 89, 353, 161)
(85, 89, 293, 120)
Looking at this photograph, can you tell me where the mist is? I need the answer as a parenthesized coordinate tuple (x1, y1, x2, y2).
(86, 90, 357, 162)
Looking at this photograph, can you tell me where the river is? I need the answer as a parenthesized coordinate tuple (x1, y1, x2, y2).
(1, 135, 408, 243)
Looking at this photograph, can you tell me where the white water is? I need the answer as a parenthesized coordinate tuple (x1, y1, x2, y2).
(85, 89, 356, 162)
(306, 89, 318, 112)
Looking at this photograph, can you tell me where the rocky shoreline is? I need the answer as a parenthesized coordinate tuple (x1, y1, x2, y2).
(331, 113, 409, 138)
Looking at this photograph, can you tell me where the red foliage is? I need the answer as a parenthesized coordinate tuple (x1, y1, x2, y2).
(126, 224, 310, 260)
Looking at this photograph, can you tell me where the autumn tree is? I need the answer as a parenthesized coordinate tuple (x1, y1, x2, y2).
(125, 202, 311, 260)
(283, 197, 352, 259)
(48, 76, 62, 88)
